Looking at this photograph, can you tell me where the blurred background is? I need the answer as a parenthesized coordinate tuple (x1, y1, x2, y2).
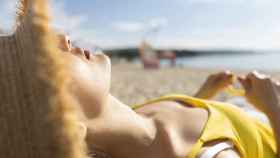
(1, 0, 280, 105)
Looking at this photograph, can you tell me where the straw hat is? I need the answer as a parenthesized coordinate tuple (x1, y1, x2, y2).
(0, 0, 87, 157)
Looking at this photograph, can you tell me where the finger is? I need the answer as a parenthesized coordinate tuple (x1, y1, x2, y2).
(215, 73, 224, 80)
(253, 71, 270, 79)
(218, 70, 232, 76)
(247, 71, 257, 80)
(221, 76, 234, 85)
(221, 72, 234, 82)
(238, 76, 251, 91)
(226, 73, 234, 80)
(227, 76, 234, 84)
(211, 71, 232, 84)
(219, 70, 233, 78)
(249, 71, 270, 80)
(224, 70, 233, 76)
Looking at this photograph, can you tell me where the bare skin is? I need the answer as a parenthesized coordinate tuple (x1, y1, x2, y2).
(194, 71, 234, 99)
(239, 72, 280, 158)
(58, 35, 279, 158)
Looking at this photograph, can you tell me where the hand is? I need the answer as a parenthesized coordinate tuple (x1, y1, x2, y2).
(205, 71, 234, 92)
(238, 71, 280, 114)
(195, 71, 234, 99)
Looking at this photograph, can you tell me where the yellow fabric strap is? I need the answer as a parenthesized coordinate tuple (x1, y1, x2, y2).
(187, 139, 204, 158)
(132, 94, 277, 158)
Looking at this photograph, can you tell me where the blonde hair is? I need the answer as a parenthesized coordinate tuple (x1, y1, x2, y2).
(0, 0, 87, 157)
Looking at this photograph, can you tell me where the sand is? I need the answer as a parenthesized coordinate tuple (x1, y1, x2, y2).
(110, 62, 280, 106)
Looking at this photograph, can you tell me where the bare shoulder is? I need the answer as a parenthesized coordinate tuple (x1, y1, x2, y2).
(215, 149, 240, 158)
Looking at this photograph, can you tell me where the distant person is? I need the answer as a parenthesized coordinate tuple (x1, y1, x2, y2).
(138, 41, 177, 69)
(138, 41, 160, 69)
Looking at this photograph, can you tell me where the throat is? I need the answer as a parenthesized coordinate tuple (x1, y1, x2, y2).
(86, 95, 156, 157)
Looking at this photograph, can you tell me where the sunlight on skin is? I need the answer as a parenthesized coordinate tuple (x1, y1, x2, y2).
(65, 51, 111, 119)
(58, 34, 279, 158)
(58, 34, 111, 119)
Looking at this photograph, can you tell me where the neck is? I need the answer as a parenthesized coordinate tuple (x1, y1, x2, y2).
(86, 95, 156, 158)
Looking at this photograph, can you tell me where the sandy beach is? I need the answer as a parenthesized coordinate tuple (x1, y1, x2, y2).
(111, 62, 280, 106)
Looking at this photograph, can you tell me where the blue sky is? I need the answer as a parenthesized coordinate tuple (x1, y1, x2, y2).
(1, 0, 280, 50)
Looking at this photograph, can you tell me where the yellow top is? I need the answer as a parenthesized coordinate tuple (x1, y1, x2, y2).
(133, 94, 277, 158)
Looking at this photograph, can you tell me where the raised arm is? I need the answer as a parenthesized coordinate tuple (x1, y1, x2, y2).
(238, 71, 280, 158)
(194, 71, 234, 99)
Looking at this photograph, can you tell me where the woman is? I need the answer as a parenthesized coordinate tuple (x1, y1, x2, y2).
(1, 0, 279, 158)
(60, 34, 279, 158)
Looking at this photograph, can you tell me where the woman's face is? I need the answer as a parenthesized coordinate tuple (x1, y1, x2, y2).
(59, 35, 111, 118)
